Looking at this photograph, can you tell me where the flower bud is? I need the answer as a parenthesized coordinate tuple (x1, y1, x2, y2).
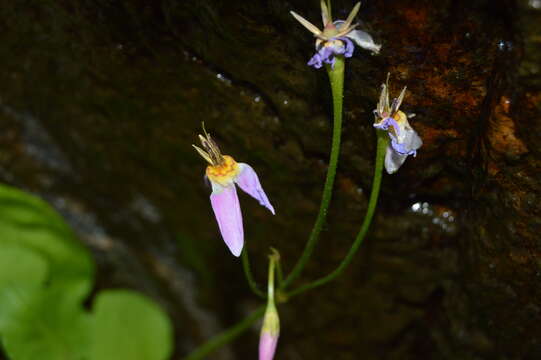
(258, 250, 280, 360)
(259, 303, 279, 360)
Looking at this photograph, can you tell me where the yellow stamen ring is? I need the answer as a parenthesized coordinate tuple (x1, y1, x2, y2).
(206, 155, 240, 186)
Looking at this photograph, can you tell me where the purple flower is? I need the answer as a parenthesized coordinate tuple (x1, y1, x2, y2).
(308, 37, 354, 69)
(290, 1, 381, 69)
(373, 75, 422, 174)
(193, 129, 275, 257)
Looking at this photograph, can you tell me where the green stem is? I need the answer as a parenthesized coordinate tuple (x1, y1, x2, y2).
(267, 254, 276, 303)
(183, 305, 265, 360)
(275, 257, 284, 288)
(241, 248, 265, 298)
(286, 132, 388, 298)
(282, 56, 345, 289)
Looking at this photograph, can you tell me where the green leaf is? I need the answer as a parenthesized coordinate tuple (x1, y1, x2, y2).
(0, 246, 49, 332)
(0, 245, 49, 288)
(0, 184, 93, 284)
(0, 186, 174, 360)
(90, 290, 173, 360)
(1, 281, 91, 360)
(0, 186, 93, 359)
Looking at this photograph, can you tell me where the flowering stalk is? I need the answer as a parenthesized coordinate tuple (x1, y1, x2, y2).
(282, 56, 345, 289)
(286, 131, 388, 298)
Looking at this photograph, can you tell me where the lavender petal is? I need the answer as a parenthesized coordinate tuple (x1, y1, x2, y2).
(235, 163, 275, 214)
(307, 53, 323, 68)
(374, 117, 400, 135)
(210, 183, 244, 257)
(320, 46, 335, 63)
(336, 37, 354, 57)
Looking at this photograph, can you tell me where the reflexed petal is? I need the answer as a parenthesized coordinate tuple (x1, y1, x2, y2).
(346, 29, 381, 54)
(384, 145, 408, 174)
(342, 2, 361, 30)
(210, 183, 244, 256)
(391, 87, 407, 114)
(320, 0, 331, 26)
(290, 11, 322, 35)
(377, 83, 388, 115)
(259, 332, 279, 360)
(235, 163, 275, 214)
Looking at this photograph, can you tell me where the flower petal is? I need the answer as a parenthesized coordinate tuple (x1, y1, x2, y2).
(342, 2, 361, 30)
(290, 11, 322, 35)
(390, 127, 422, 156)
(373, 117, 400, 135)
(404, 127, 423, 153)
(344, 37, 355, 57)
(210, 183, 244, 257)
(320, 0, 331, 26)
(346, 29, 381, 54)
(308, 52, 323, 68)
(334, 37, 354, 57)
(259, 332, 279, 360)
(235, 163, 275, 214)
(384, 145, 408, 174)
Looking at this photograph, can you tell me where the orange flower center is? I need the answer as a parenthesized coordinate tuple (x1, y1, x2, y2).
(206, 155, 240, 186)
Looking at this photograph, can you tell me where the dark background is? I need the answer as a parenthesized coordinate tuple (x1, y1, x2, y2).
(0, 0, 540, 358)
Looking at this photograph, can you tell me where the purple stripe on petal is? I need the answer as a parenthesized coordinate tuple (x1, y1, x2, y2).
(235, 163, 275, 214)
(210, 184, 244, 257)
(259, 332, 279, 360)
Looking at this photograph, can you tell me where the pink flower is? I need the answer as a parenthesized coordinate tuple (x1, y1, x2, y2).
(193, 128, 275, 256)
